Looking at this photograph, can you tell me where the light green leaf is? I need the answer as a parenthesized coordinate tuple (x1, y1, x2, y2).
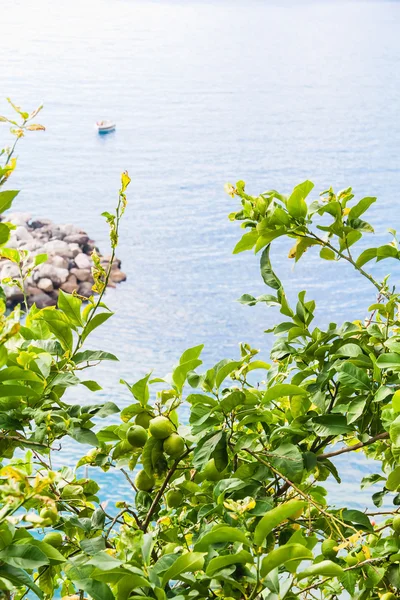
(264, 384, 307, 403)
(376, 353, 400, 369)
(233, 229, 258, 254)
(162, 552, 205, 586)
(337, 362, 370, 390)
(81, 312, 113, 343)
(254, 500, 306, 546)
(0, 190, 19, 213)
(356, 248, 377, 267)
(0, 544, 49, 569)
(386, 467, 400, 492)
(260, 544, 313, 577)
(348, 197, 376, 220)
(58, 290, 83, 328)
(205, 550, 253, 577)
(319, 247, 336, 261)
(297, 560, 343, 580)
(194, 526, 250, 551)
(287, 181, 314, 219)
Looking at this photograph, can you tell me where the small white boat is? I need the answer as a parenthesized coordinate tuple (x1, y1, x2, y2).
(96, 120, 116, 134)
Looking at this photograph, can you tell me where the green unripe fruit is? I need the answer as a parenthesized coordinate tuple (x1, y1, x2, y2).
(367, 533, 378, 547)
(393, 515, 400, 534)
(166, 489, 184, 508)
(321, 539, 338, 559)
(201, 459, 224, 482)
(345, 553, 358, 567)
(162, 542, 179, 555)
(135, 412, 152, 429)
(135, 470, 155, 492)
(43, 532, 63, 547)
(40, 508, 58, 524)
(149, 416, 175, 440)
(126, 425, 148, 449)
(163, 433, 185, 458)
(265, 533, 275, 553)
(381, 594, 397, 600)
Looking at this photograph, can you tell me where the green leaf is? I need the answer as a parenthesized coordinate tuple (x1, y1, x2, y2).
(356, 248, 377, 267)
(193, 431, 223, 470)
(0, 190, 19, 213)
(269, 443, 304, 482)
(336, 362, 370, 390)
(0, 223, 11, 245)
(0, 564, 43, 599)
(0, 544, 49, 569)
(260, 245, 282, 290)
(254, 500, 306, 546)
(34, 253, 48, 266)
(29, 540, 66, 565)
(297, 560, 343, 580)
(58, 289, 83, 327)
(73, 350, 119, 363)
(312, 415, 353, 437)
(342, 509, 373, 531)
(387, 467, 400, 492)
(0, 384, 39, 398)
(348, 197, 376, 220)
(81, 380, 102, 392)
(233, 229, 258, 254)
(264, 384, 307, 403)
(173, 359, 202, 392)
(180, 344, 204, 364)
(73, 578, 114, 600)
(205, 550, 253, 577)
(260, 544, 313, 578)
(215, 361, 241, 389)
(81, 312, 113, 343)
(287, 181, 314, 219)
(376, 353, 400, 369)
(69, 427, 99, 447)
(162, 552, 205, 586)
(37, 309, 73, 352)
(194, 526, 250, 551)
(319, 247, 336, 261)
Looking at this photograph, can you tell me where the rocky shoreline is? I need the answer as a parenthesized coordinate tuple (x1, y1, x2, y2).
(1, 213, 126, 308)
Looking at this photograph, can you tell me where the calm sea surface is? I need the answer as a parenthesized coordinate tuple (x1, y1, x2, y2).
(2, 0, 400, 508)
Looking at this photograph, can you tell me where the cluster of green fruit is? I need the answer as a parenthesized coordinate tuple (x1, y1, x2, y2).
(125, 416, 185, 494)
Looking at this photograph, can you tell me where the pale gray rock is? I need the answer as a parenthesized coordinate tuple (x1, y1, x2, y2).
(78, 281, 93, 297)
(50, 255, 69, 269)
(33, 293, 57, 308)
(74, 253, 91, 269)
(68, 243, 81, 258)
(70, 268, 92, 282)
(44, 239, 71, 257)
(37, 278, 54, 292)
(15, 226, 33, 241)
(64, 233, 89, 245)
(110, 270, 127, 283)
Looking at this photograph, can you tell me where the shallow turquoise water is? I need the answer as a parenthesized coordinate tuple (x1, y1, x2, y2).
(2, 0, 400, 509)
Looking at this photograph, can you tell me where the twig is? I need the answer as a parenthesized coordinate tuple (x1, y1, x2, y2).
(317, 432, 389, 460)
(141, 449, 191, 532)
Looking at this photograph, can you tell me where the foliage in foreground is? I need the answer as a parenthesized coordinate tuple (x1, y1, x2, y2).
(1, 101, 400, 599)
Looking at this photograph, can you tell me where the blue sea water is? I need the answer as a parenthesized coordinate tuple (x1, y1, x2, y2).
(2, 0, 400, 510)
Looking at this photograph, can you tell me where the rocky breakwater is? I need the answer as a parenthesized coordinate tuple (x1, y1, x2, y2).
(1, 213, 126, 308)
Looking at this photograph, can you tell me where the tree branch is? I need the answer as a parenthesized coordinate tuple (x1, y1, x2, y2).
(141, 448, 191, 533)
(317, 432, 389, 460)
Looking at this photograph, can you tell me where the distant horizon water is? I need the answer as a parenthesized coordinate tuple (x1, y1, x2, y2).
(2, 0, 400, 508)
